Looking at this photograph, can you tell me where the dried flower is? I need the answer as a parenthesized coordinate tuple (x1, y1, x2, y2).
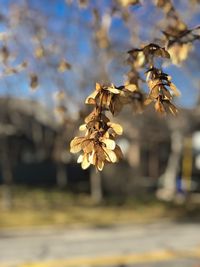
(30, 73, 39, 90)
(71, 41, 181, 170)
(145, 67, 178, 115)
(117, 0, 140, 8)
(58, 59, 71, 72)
(0, 45, 10, 64)
(70, 107, 123, 171)
(128, 43, 170, 68)
(85, 83, 121, 109)
(34, 46, 45, 58)
(168, 42, 193, 65)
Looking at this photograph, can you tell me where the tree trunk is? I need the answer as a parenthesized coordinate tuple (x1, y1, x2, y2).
(157, 130, 183, 201)
(148, 144, 159, 179)
(90, 168, 103, 204)
(1, 146, 13, 209)
(56, 163, 67, 188)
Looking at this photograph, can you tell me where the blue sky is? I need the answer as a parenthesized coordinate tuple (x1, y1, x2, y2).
(0, 0, 200, 110)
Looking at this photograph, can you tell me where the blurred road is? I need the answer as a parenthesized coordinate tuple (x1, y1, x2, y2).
(0, 221, 200, 267)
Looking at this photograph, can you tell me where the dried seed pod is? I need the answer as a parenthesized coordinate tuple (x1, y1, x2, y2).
(34, 46, 45, 58)
(58, 59, 71, 72)
(30, 73, 39, 89)
(0, 45, 10, 64)
(145, 67, 178, 115)
(70, 97, 124, 171)
(71, 40, 180, 170)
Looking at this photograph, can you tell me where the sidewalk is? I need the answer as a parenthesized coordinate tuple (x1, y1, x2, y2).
(0, 221, 200, 267)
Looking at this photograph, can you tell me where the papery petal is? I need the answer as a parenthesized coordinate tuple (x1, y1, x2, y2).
(77, 154, 83, 163)
(107, 122, 123, 135)
(125, 84, 137, 92)
(170, 83, 181, 97)
(70, 137, 84, 153)
(102, 139, 116, 150)
(162, 87, 172, 100)
(81, 155, 91, 169)
(82, 139, 94, 153)
(79, 124, 87, 131)
(144, 98, 153, 106)
(104, 148, 117, 163)
(104, 131, 110, 139)
(110, 96, 123, 115)
(70, 137, 84, 146)
(168, 103, 178, 116)
(106, 93, 112, 107)
(114, 145, 123, 160)
(84, 142, 94, 153)
(70, 143, 82, 153)
(85, 90, 99, 104)
(101, 93, 108, 106)
(107, 87, 120, 94)
(95, 82, 101, 91)
(97, 160, 104, 171)
(149, 85, 160, 98)
(88, 151, 95, 164)
(155, 100, 165, 114)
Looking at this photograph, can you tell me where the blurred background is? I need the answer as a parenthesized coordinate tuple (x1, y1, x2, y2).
(0, 0, 200, 267)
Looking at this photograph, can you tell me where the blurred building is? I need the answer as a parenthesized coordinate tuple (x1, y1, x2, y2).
(103, 106, 200, 197)
(0, 97, 89, 191)
(102, 107, 171, 196)
(0, 97, 200, 199)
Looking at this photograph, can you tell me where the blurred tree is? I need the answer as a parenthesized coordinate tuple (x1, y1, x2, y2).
(0, 0, 200, 202)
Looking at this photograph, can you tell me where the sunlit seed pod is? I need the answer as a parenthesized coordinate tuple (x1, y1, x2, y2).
(30, 73, 39, 90)
(83, 142, 94, 154)
(0, 45, 10, 64)
(97, 160, 104, 171)
(77, 154, 83, 163)
(107, 122, 123, 135)
(4, 67, 18, 75)
(136, 51, 145, 67)
(162, 87, 172, 100)
(118, 0, 140, 8)
(102, 139, 116, 150)
(79, 124, 87, 131)
(95, 83, 101, 91)
(124, 83, 138, 92)
(169, 83, 181, 97)
(155, 100, 165, 114)
(168, 103, 178, 116)
(106, 93, 112, 107)
(114, 145, 123, 160)
(81, 155, 91, 169)
(104, 148, 117, 163)
(70, 142, 82, 153)
(70, 137, 84, 153)
(0, 32, 10, 41)
(104, 132, 110, 139)
(21, 61, 28, 68)
(88, 151, 95, 164)
(34, 46, 44, 58)
(58, 59, 71, 72)
(78, 0, 88, 8)
(107, 86, 120, 94)
(85, 90, 98, 104)
(54, 90, 66, 101)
